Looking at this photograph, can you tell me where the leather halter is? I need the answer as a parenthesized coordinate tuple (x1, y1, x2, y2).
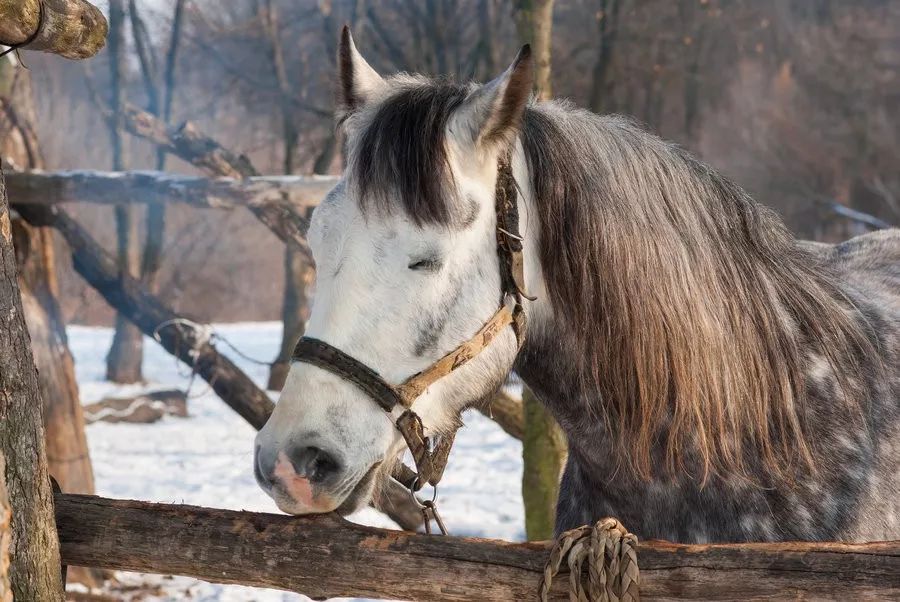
(291, 154, 529, 495)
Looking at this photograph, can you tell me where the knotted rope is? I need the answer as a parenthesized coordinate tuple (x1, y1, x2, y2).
(153, 318, 273, 398)
(540, 518, 640, 602)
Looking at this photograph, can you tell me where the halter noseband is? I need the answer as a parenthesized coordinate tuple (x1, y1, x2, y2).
(291, 153, 529, 504)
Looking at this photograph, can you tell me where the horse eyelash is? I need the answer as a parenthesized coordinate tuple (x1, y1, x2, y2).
(408, 257, 442, 272)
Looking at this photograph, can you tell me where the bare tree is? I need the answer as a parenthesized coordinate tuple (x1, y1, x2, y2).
(511, 0, 567, 541)
(130, 0, 187, 296)
(105, 0, 144, 383)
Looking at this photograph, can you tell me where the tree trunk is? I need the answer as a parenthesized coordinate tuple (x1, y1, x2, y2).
(0, 161, 64, 601)
(263, 0, 316, 392)
(106, 0, 143, 383)
(1, 55, 100, 587)
(588, 0, 621, 114)
(513, 0, 566, 540)
(0, 0, 107, 60)
(522, 387, 565, 540)
(513, 0, 555, 100)
(137, 0, 186, 295)
(268, 244, 314, 391)
(15, 223, 95, 496)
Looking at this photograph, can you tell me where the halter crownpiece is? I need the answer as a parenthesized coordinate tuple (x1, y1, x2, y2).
(291, 153, 529, 530)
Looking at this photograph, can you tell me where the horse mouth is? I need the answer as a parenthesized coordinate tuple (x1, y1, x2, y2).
(335, 461, 382, 515)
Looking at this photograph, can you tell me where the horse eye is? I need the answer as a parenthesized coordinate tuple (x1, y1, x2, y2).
(408, 257, 441, 271)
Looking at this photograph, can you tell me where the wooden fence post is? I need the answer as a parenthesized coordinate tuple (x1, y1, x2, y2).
(0, 160, 64, 601)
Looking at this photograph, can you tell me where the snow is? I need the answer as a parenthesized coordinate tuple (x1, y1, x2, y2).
(67, 322, 525, 601)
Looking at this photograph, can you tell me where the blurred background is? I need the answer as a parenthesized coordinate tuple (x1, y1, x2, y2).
(17, 0, 900, 326)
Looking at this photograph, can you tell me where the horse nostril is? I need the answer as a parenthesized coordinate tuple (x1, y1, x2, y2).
(290, 445, 341, 484)
(254, 444, 275, 489)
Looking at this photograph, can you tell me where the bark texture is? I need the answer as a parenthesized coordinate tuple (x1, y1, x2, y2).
(0, 0, 107, 60)
(14, 222, 94, 496)
(0, 163, 64, 601)
(56, 493, 900, 601)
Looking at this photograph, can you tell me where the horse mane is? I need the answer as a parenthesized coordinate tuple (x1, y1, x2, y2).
(348, 79, 876, 482)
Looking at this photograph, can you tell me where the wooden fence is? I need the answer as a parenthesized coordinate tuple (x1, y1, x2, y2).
(55, 493, 900, 601)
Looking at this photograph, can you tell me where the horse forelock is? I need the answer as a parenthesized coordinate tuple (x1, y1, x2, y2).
(521, 102, 879, 483)
(346, 77, 471, 228)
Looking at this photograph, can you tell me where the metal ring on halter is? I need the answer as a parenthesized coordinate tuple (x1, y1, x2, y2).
(408, 477, 438, 508)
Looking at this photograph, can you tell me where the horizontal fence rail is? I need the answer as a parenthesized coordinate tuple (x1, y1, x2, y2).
(55, 493, 900, 601)
(6, 170, 337, 212)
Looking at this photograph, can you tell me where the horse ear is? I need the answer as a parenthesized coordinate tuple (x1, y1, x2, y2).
(453, 45, 533, 151)
(337, 25, 386, 119)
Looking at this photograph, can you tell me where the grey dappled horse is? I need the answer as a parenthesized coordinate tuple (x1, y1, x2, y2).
(255, 31, 900, 543)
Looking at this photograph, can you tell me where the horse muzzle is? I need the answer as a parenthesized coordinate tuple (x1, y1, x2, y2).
(254, 439, 353, 514)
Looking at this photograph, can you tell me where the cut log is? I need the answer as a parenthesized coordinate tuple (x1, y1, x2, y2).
(7, 169, 333, 264)
(0, 0, 107, 60)
(5, 168, 335, 212)
(83, 389, 188, 424)
(0, 164, 63, 600)
(55, 493, 900, 601)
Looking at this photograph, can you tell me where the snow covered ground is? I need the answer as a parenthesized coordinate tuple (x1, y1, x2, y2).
(67, 323, 525, 601)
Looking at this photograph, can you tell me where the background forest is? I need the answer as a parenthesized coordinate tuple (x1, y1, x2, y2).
(18, 0, 899, 326)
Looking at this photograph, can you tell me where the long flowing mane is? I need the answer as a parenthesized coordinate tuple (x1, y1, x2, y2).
(348, 79, 877, 481)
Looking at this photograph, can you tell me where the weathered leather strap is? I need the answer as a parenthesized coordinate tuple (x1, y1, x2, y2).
(395, 304, 518, 404)
(291, 338, 403, 412)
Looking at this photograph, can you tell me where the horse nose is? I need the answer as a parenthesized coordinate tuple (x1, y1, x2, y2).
(288, 445, 342, 484)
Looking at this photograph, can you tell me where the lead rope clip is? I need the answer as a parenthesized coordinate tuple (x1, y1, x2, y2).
(409, 478, 449, 536)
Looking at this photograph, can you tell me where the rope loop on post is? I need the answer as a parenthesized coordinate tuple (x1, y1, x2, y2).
(540, 518, 639, 602)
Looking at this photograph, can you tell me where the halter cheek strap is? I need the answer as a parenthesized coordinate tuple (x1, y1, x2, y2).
(291, 153, 529, 498)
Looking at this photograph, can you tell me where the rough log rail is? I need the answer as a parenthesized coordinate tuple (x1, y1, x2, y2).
(0, 0, 107, 59)
(55, 493, 900, 602)
(6, 169, 336, 215)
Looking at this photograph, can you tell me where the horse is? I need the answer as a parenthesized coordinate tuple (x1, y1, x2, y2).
(254, 28, 900, 544)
